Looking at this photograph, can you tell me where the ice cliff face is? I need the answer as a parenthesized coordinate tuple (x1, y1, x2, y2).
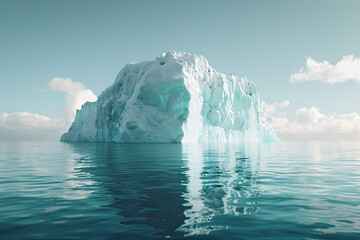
(61, 52, 279, 143)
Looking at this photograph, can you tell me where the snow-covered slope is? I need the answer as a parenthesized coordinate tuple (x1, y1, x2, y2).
(61, 52, 278, 143)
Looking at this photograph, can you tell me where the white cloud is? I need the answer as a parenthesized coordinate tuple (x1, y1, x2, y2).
(290, 55, 360, 84)
(48, 78, 97, 122)
(296, 106, 325, 124)
(0, 78, 97, 141)
(272, 107, 360, 141)
(267, 100, 290, 114)
(48, 77, 86, 92)
(0, 112, 67, 141)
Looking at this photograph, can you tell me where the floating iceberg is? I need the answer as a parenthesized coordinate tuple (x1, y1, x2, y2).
(61, 52, 278, 143)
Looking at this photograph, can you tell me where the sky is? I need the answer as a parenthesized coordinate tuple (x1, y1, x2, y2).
(1, 0, 360, 141)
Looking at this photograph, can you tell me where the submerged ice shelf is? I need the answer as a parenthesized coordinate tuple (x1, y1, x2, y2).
(61, 52, 278, 143)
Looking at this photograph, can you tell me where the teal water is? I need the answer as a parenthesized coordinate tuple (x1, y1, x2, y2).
(0, 141, 359, 239)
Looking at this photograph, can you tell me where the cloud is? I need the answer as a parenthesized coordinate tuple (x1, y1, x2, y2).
(290, 55, 360, 84)
(296, 106, 325, 124)
(48, 78, 97, 122)
(0, 112, 67, 141)
(0, 78, 97, 141)
(267, 100, 290, 114)
(48, 77, 86, 92)
(272, 107, 360, 141)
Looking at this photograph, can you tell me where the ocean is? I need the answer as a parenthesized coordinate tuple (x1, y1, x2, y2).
(0, 141, 359, 239)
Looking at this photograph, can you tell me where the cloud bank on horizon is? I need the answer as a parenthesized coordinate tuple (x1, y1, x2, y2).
(0, 78, 97, 141)
(270, 105, 360, 141)
(0, 112, 66, 141)
(290, 55, 360, 84)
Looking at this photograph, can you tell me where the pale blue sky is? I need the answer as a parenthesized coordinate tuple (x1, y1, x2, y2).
(1, 0, 360, 120)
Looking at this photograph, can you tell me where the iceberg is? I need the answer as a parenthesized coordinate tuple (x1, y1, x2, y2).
(60, 52, 278, 143)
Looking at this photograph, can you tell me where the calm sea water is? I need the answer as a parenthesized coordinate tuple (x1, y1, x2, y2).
(0, 141, 359, 239)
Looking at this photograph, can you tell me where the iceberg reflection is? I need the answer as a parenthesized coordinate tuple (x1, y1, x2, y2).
(67, 142, 267, 237)
(178, 143, 263, 236)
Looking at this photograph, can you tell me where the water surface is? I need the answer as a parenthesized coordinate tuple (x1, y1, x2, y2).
(0, 141, 359, 239)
